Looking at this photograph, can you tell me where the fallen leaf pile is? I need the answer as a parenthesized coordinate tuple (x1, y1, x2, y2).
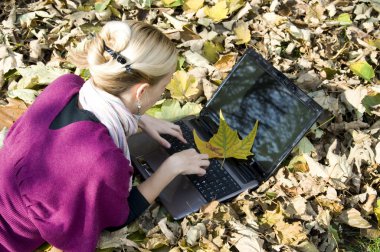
(1, 0, 380, 251)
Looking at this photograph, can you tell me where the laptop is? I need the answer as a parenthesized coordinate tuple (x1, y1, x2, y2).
(128, 47, 323, 220)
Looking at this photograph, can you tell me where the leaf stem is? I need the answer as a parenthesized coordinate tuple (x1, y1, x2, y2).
(220, 158, 226, 169)
(305, 115, 335, 137)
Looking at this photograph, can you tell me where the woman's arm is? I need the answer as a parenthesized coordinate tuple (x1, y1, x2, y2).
(137, 148, 209, 204)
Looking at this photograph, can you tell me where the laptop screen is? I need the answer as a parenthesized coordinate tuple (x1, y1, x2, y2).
(205, 51, 321, 174)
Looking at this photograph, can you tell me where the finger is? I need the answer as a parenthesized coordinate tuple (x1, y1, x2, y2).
(187, 148, 197, 153)
(171, 124, 182, 134)
(199, 154, 209, 159)
(196, 168, 207, 176)
(166, 128, 187, 144)
(199, 160, 210, 167)
(156, 134, 171, 148)
(173, 129, 187, 144)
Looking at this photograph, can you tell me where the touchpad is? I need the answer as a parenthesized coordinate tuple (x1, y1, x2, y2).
(129, 132, 171, 172)
(129, 132, 162, 157)
(145, 148, 170, 172)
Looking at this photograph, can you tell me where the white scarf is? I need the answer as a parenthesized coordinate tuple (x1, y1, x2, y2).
(78, 78, 138, 191)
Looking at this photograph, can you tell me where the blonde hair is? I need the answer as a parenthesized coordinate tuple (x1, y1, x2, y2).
(68, 20, 178, 95)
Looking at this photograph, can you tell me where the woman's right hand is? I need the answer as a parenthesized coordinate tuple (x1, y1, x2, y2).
(162, 148, 210, 176)
(137, 149, 210, 204)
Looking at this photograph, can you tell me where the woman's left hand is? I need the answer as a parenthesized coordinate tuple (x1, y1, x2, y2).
(138, 115, 187, 148)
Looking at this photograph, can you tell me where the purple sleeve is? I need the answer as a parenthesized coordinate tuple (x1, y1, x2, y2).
(21, 149, 133, 251)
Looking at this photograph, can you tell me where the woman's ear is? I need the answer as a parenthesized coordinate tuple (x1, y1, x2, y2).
(135, 83, 150, 100)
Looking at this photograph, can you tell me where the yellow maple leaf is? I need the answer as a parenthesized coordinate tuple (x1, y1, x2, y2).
(183, 0, 204, 12)
(194, 110, 258, 159)
(234, 21, 251, 45)
(204, 1, 229, 22)
(166, 70, 200, 102)
(226, 0, 244, 14)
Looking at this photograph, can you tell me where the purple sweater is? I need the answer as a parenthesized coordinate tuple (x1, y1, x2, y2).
(0, 74, 133, 251)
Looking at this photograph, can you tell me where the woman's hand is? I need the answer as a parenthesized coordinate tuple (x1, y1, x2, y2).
(162, 148, 210, 176)
(138, 115, 187, 148)
(137, 149, 209, 204)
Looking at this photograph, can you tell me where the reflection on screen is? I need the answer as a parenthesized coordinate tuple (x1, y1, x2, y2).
(206, 53, 317, 172)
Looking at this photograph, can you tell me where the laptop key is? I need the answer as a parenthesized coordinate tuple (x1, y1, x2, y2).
(187, 159, 241, 202)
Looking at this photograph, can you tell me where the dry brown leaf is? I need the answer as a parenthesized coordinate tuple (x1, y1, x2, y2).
(185, 222, 206, 246)
(214, 53, 238, 73)
(200, 200, 219, 217)
(3, 0, 380, 250)
(144, 233, 170, 250)
(316, 209, 332, 229)
(361, 185, 377, 215)
(275, 220, 308, 246)
(337, 208, 372, 229)
(199, 236, 220, 251)
(97, 226, 138, 249)
(229, 220, 264, 252)
(316, 196, 344, 214)
(158, 218, 177, 245)
(0, 98, 28, 128)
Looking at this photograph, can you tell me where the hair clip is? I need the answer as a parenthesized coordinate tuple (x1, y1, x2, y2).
(103, 41, 132, 72)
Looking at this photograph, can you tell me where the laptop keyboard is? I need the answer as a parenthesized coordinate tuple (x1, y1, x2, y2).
(162, 120, 241, 202)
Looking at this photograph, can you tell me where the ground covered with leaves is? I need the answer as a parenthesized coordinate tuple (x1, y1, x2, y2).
(1, 0, 380, 251)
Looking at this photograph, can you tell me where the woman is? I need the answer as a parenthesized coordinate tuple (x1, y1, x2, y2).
(0, 20, 209, 251)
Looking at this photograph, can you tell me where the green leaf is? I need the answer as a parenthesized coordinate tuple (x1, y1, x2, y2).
(80, 23, 103, 34)
(177, 56, 186, 70)
(109, 5, 121, 18)
(336, 13, 352, 25)
(322, 67, 338, 80)
(328, 225, 340, 242)
(362, 93, 380, 114)
(78, 69, 91, 81)
(194, 110, 259, 159)
(95, 0, 112, 12)
(162, 0, 184, 7)
(366, 38, 380, 49)
(293, 137, 316, 155)
(203, 41, 223, 64)
(349, 61, 375, 81)
(7, 89, 40, 104)
(375, 199, 380, 227)
(3, 69, 19, 83)
(266, 191, 278, 199)
(145, 99, 202, 122)
(139, 0, 153, 8)
(15, 62, 70, 90)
